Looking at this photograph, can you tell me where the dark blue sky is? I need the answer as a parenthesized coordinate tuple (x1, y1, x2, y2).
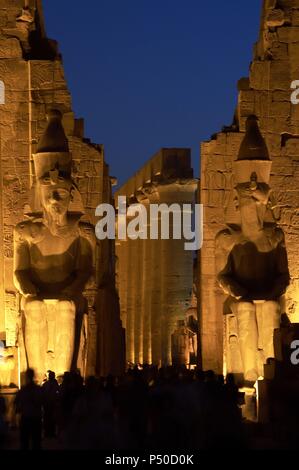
(43, 0, 262, 187)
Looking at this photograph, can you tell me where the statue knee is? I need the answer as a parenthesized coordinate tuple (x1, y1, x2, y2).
(24, 300, 46, 325)
(58, 301, 76, 321)
(236, 302, 258, 340)
(236, 302, 255, 315)
(263, 301, 280, 314)
(263, 301, 281, 326)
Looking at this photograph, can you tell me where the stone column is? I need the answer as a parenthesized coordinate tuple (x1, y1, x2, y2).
(133, 234, 144, 364)
(157, 184, 195, 366)
(114, 148, 197, 367)
(116, 238, 128, 336)
(0, 128, 4, 338)
(148, 188, 163, 366)
(141, 201, 152, 364)
(125, 220, 137, 365)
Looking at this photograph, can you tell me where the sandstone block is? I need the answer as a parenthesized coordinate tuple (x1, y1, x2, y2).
(0, 11, 8, 28)
(291, 103, 299, 121)
(281, 0, 299, 7)
(250, 61, 270, 90)
(2, 27, 26, 42)
(237, 77, 250, 91)
(270, 61, 291, 90)
(274, 117, 291, 133)
(288, 43, 299, 78)
(269, 101, 291, 117)
(271, 157, 293, 176)
(272, 90, 291, 101)
(239, 90, 255, 102)
(226, 133, 243, 154)
(277, 26, 299, 43)
(265, 133, 282, 155)
(54, 89, 72, 109)
(247, 117, 276, 134)
(252, 92, 270, 117)
(292, 10, 299, 26)
(204, 207, 225, 225)
(30, 62, 55, 90)
(269, 41, 288, 60)
(0, 0, 23, 7)
(239, 100, 255, 117)
(0, 59, 27, 91)
(275, 190, 299, 206)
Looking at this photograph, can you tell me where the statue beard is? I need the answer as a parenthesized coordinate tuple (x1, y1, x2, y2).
(240, 202, 267, 236)
(43, 204, 68, 232)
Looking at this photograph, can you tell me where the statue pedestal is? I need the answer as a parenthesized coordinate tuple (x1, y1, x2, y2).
(252, 325, 299, 445)
(239, 386, 257, 422)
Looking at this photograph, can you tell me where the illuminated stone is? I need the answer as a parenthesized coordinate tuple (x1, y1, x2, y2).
(0, 1, 123, 382)
(200, 0, 299, 374)
(13, 110, 95, 382)
(115, 149, 197, 366)
(214, 116, 290, 385)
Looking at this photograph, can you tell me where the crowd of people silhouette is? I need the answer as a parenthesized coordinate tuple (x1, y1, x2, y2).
(0, 366, 248, 450)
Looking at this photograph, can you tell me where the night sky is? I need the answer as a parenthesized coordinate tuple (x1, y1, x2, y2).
(43, 0, 262, 187)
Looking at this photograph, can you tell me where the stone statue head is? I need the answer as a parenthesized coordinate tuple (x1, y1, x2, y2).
(40, 179, 72, 218)
(231, 115, 273, 229)
(234, 175, 271, 229)
(28, 109, 84, 218)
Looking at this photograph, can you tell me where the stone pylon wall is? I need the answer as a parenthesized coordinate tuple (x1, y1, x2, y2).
(200, 0, 299, 373)
(0, 0, 112, 378)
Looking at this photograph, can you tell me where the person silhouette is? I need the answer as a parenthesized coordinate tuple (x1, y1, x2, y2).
(15, 368, 43, 450)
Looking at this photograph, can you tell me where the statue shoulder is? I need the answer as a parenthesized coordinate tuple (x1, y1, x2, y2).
(78, 221, 97, 248)
(265, 226, 286, 248)
(216, 227, 241, 252)
(273, 226, 286, 247)
(14, 219, 45, 243)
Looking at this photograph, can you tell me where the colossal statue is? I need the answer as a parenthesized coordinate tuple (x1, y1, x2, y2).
(216, 116, 290, 384)
(13, 110, 94, 382)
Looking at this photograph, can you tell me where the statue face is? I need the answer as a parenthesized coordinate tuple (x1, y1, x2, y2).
(39, 172, 72, 218)
(235, 174, 271, 228)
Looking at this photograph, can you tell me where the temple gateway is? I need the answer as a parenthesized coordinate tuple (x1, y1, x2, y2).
(0, 0, 299, 427)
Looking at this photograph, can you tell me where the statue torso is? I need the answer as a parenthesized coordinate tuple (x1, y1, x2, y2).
(15, 218, 90, 298)
(216, 225, 288, 301)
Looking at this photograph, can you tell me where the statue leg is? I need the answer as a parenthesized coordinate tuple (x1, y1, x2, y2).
(236, 302, 258, 382)
(259, 301, 280, 364)
(24, 300, 47, 381)
(54, 301, 76, 377)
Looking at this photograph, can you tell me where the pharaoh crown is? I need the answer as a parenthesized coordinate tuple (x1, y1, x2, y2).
(233, 115, 272, 185)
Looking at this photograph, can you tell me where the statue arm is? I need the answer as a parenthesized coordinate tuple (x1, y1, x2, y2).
(61, 236, 94, 297)
(215, 231, 247, 299)
(267, 236, 290, 299)
(217, 254, 248, 299)
(13, 226, 38, 297)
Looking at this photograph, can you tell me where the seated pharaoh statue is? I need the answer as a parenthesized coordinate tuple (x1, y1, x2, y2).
(216, 115, 290, 385)
(13, 110, 94, 382)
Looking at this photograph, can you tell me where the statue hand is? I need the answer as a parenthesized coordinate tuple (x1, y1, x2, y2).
(21, 283, 38, 298)
(23, 293, 37, 300)
(224, 281, 248, 300)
